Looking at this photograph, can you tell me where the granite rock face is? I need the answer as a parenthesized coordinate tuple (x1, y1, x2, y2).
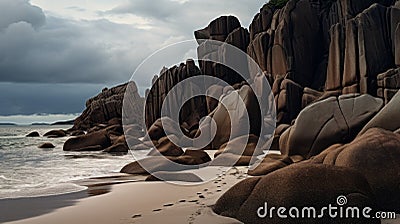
(214, 163, 379, 224)
(279, 94, 383, 159)
(247, 0, 399, 125)
(73, 82, 144, 131)
(144, 59, 207, 136)
(310, 128, 400, 212)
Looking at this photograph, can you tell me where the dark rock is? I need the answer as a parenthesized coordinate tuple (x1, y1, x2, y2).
(247, 154, 304, 176)
(38, 142, 55, 149)
(63, 130, 111, 151)
(275, 79, 304, 124)
(196, 85, 261, 150)
(310, 128, 400, 212)
(26, 131, 40, 137)
(147, 135, 184, 157)
(73, 81, 143, 131)
(377, 68, 400, 104)
(43, 129, 66, 138)
(121, 149, 211, 174)
(359, 89, 400, 134)
(280, 94, 383, 159)
(69, 145, 103, 152)
(214, 134, 262, 157)
(195, 15, 241, 43)
(145, 171, 203, 182)
(103, 143, 128, 153)
(146, 117, 179, 141)
(70, 130, 85, 136)
(145, 60, 206, 131)
(214, 163, 379, 224)
(211, 153, 258, 166)
(125, 124, 144, 138)
(107, 117, 121, 126)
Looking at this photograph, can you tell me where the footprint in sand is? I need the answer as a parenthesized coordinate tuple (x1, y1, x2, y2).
(152, 208, 162, 212)
(199, 195, 205, 199)
(163, 203, 174, 207)
(216, 189, 222, 192)
(188, 199, 198, 203)
(178, 199, 186, 203)
(131, 214, 142, 219)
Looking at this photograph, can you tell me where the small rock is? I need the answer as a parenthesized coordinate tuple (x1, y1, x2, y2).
(38, 143, 55, 149)
(26, 131, 40, 137)
(131, 214, 141, 219)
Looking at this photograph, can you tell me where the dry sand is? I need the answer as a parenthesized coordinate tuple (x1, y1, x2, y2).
(5, 167, 247, 224)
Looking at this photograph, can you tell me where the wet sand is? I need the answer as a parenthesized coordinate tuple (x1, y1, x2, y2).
(4, 167, 247, 224)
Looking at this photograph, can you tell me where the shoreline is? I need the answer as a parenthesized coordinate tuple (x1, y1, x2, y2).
(0, 172, 148, 223)
(3, 167, 248, 224)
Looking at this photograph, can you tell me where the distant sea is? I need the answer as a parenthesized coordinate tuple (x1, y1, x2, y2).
(0, 125, 136, 199)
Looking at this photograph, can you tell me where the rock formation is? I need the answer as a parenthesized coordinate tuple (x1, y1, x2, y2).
(309, 128, 400, 212)
(61, 0, 400, 221)
(214, 163, 379, 224)
(73, 81, 144, 131)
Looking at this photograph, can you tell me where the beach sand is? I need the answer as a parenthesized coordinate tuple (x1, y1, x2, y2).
(5, 167, 247, 224)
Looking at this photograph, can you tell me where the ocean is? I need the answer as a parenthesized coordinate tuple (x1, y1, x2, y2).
(0, 125, 138, 199)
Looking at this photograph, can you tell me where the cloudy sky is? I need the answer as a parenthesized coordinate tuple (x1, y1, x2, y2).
(0, 0, 264, 123)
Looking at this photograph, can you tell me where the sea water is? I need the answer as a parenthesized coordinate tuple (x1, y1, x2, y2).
(0, 125, 138, 199)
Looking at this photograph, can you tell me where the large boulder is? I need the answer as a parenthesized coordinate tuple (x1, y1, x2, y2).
(38, 142, 55, 149)
(195, 15, 241, 43)
(279, 94, 383, 159)
(63, 130, 111, 151)
(310, 128, 400, 212)
(359, 89, 400, 134)
(144, 60, 206, 131)
(196, 85, 261, 150)
(214, 163, 378, 224)
(44, 129, 67, 138)
(214, 134, 262, 157)
(147, 135, 184, 157)
(377, 68, 400, 104)
(121, 149, 211, 174)
(26, 131, 40, 137)
(73, 81, 144, 131)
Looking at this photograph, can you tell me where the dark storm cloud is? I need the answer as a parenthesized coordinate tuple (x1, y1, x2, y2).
(0, 0, 45, 30)
(106, 0, 264, 34)
(0, 82, 104, 115)
(0, 0, 265, 116)
(0, 0, 154, 85)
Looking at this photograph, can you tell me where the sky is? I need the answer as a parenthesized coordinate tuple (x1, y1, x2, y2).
(0, 0, 265, 123)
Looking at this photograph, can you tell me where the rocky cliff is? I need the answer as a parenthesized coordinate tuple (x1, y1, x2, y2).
(63, 0, 400, 221)
(73, 81, 144, 131)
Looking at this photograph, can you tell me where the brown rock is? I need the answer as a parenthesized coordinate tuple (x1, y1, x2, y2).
(38, 142, 55, 149)
(197, 85, 261, 150)
(70, 130, 85, 136)
(26, 131, 40, 137)
(247, 154, 304, 176)
(44, 129, 66, 138)
(145, 171, 203, 182)
(280, 94, 383, 159)
(147, 135, 184, 157)
(195, 15, 241, 43)
(103, 143, 128, 153)
(73, 81, 143, 131)
(63, 130, 111, 151)
(214, 163, 378, 224)
(121, 149, 211, 174)
(214, 134, 262, 158)
(359, 90, 400, 134)
(211, 153, 258, 166)
(310, 128, 400, 212)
